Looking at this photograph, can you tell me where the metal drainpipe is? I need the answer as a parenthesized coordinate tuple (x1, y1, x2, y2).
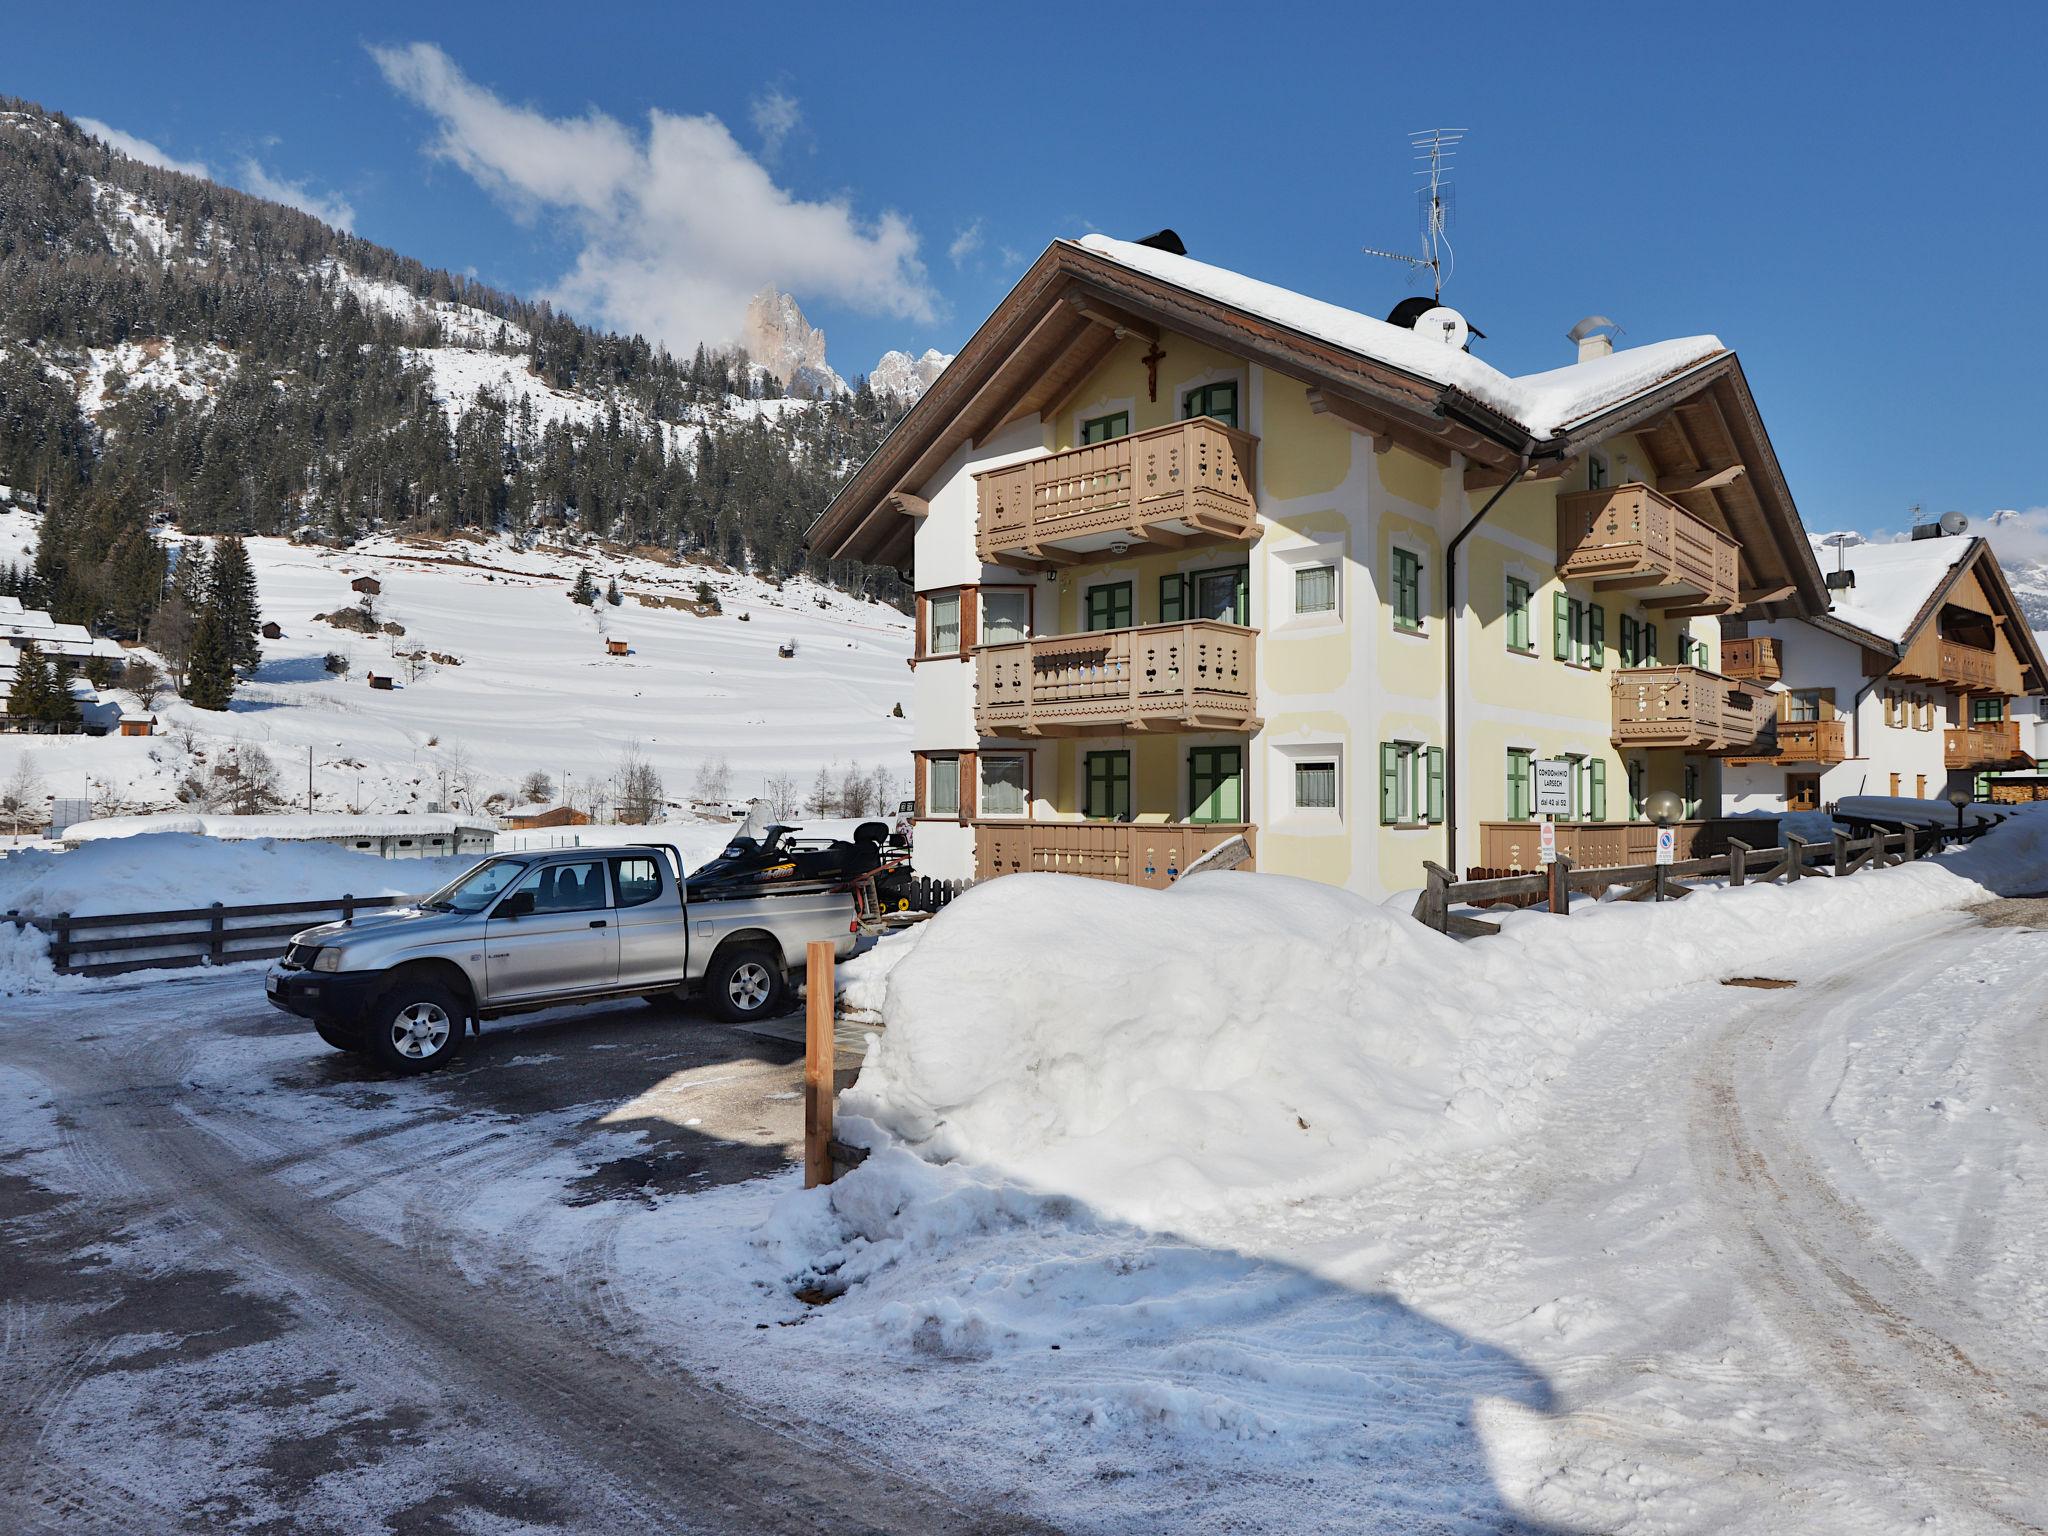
(1443, 452, 1535, 877)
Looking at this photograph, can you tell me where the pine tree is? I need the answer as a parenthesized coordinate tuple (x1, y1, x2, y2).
(570, 568, 597, 606)
(5, 641, 45, 723)
(604, 576, 622, 606)
(43, 659, 82, 727)
(210, 536, 262, 671)
(185, 601, 236, 711)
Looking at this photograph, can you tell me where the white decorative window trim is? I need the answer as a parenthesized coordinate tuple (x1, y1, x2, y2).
(1270, 532, 1345, 635)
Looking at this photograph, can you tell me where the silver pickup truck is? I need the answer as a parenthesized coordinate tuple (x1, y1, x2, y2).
(265, 844, 858, 1073)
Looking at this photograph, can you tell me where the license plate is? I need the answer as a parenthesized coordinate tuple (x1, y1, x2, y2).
(266, 975, 280, 996)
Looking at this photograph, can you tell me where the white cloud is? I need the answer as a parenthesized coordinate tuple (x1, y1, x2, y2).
(1977, 508, 2048, 569)
(948, 219, 984, 268)
(236, 158, 356, 232)
(749, 88, 801, 159)
(75, 117, 210, 179)
(371, 42, 935, 354)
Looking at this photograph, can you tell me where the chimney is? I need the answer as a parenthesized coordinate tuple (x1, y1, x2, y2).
(1567, 315, 1618, 363)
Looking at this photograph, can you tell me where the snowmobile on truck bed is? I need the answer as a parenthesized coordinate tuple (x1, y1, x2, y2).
(690, 821, 917, 914)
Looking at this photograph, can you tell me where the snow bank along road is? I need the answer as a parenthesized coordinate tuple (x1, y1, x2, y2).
(0, 979, 1048, 1534)
(3, 856, 2045, 1532)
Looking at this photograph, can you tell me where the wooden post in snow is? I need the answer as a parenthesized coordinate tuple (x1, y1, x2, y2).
(1547, 853, 1572, 915)
(804, 940, 835, 1190)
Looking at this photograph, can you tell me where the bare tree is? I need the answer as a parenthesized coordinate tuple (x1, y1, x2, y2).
(0, 755, 46, 835)
(227, 747, 284, 815)
(869, 764, 899, 814)
(805, 765, 838, 816)
(439, 744, 479, 810)
(763, 771, 800, 820)
(692, 754, 732, 805)
(518, 769, 555, 805)
(121, 656, 165, 705)
(837, 763, 877, 818)
(613, 747, 664, 825)
(147, 597, 197, 690)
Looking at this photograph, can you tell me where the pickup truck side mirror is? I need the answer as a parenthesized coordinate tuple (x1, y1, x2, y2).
(498, 890, 536, 920)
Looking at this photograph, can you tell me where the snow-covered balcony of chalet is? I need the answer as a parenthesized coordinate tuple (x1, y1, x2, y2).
(974, 820, 1254, 890)
(974, 620, 1258, 737)
(1556, 483, 1741, 614)
(974, 417, 1258, 568)
(1611, 665, 1775, 755)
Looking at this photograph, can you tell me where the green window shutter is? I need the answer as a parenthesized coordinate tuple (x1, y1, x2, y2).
(1506, 749, 1530, 821)
(1588, 759, 1607, 822)
(1553, 593, 1571, 659)
(1618, 613, 1637, 667)
(1426, 746, 1445, 824)
(1159, 574, 1185, 623)
(1589, 604, 1606, 668)
(1378, 743, 1399, 825)
(1645, 623, 1659, 666)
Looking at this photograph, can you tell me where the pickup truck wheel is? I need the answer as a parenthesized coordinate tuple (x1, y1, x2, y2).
(364, 979, 465, 1074)
(706, 944, 786, 1023)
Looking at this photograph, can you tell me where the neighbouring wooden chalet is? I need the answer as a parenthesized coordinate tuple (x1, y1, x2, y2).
(809, 231, 1827, 898)
(500, 801, 592, 830)
(1723, 531, 2046, 810)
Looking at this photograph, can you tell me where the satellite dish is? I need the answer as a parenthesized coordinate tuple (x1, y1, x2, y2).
(1416, 306, 1470, 350)
(1939, 510, 1970, 536)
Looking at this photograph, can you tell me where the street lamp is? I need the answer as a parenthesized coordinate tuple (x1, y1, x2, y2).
(1946, 783, 1971, 835)
(1645, 789, 1685, 902)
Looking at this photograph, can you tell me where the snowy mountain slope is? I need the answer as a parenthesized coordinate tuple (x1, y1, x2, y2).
(868, 347, 953, 401)
(0, 513, 912, 820)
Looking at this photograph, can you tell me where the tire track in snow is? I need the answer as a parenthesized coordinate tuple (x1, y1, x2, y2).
(1687, 969, 2048, 1532)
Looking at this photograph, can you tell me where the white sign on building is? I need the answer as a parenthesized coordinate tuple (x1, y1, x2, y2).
(1534, 760, 1574, 817)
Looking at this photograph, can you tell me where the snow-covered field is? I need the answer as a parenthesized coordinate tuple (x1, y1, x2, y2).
(0, 514, 912, 821)
(7, 811, 2043, 1531)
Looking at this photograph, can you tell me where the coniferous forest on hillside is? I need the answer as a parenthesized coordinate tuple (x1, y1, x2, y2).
(0, 96, 914, 659)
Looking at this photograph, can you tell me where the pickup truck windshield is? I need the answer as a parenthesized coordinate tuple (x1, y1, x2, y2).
(419, 858, 526, 913)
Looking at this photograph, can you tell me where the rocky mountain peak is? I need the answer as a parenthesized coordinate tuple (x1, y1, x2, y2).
(742, 286, 846, 398)
(868, 347, 953, 402)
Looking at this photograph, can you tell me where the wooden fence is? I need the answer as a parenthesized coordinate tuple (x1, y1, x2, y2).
(5, 894, 403, 978)
(1413, 816, 1995, 939)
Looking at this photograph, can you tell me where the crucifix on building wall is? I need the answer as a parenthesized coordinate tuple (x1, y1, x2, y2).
(1142, 341, 1165, 402)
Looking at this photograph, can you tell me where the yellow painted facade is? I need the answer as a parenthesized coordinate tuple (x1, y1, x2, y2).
(958, 327, 1735, 897)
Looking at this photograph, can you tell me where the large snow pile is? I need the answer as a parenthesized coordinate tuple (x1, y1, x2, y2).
(821, 808, 2048, 1232)
(0, 834, 473, 920)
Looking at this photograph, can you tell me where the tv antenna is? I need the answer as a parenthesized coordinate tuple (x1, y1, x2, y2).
(1362, 128, 1466, 301)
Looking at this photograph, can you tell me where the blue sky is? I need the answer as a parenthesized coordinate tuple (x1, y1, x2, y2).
(11, 2, 2048, 542)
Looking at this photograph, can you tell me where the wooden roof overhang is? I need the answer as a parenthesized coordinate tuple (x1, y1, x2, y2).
(1890, 539, 2048, 695)
(806, 242, 1535, 572)
(1541, 354, 1828, 621)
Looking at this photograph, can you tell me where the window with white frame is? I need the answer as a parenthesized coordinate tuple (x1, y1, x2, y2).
(1294, 563, 1338, 616)
(1294, 759, 1338, 811)
(982, 589, 1029, 646)
(979, 754, 1027, 817)
(927, 591, 961, 655)
(926, 755, 960, 818)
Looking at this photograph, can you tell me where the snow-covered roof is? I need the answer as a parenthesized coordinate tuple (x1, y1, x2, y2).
(1815, 535, 1975, 647)
(501, 801, 575, 818)
(1071, 235, 1725, 438)
(65, 812, 497, 844)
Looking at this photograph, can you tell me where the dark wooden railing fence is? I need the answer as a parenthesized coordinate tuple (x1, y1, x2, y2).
(1416, 816, 1997, 939)
(6, 894, 402, 978)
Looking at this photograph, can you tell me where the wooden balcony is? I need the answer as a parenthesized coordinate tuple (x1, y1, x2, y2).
(1476, 818, 1760, 874)
(1773, 718, 1849, 765)
(975, 417, 1258, 567)
(1945, 720, 2030, 769)
(975, 620, 1258, 737)
(975, 820, 1255, 890)
(1556, 483, 1741, 613)
(1611, 665, 1775, 754)
(1938, 641, 1998, 692)
(1720, 635, 1782, 683)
